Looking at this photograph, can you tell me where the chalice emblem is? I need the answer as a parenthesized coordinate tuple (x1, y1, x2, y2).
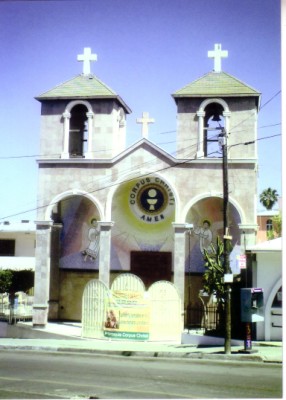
(146, 188, 158, 210)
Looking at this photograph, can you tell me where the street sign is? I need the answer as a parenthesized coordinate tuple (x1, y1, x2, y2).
(239, 254, 246, 269)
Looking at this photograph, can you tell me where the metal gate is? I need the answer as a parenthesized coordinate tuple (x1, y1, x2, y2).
(111, 273, 145, 293)
(149, 280, 181, 341)
(82, 279, 109, 338)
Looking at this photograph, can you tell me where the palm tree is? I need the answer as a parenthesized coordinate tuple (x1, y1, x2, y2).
(259, 188, 279, 210)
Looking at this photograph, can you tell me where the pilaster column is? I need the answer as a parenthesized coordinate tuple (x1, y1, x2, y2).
(33, 220, 53, 327)
(223, 111, 231, 133)
(196, 110, 205, 158)
(98, 221, 114, 288)
(85, 111, 94, 158)
(48, 223, 63, 320)
(61, 111, 71, 159)
(172, 223, 189, 323)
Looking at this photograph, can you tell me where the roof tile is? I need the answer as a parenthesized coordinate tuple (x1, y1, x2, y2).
(35, 74, 131, 113)
(36, 74, 117, 99)
(173, 71, 260, 97)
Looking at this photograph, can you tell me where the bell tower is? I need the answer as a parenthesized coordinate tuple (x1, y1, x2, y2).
(33, 49, 131, 326)
(36, 47, 131, 160)
(173, 44, 260, 162)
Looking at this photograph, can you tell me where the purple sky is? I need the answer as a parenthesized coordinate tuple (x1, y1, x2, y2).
(0, 0, 281, 221)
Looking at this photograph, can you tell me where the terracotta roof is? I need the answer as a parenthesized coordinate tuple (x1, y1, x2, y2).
(173, 71, 261, 98)
(35, 74, 131, 113)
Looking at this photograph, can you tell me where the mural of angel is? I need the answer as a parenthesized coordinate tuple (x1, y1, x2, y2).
(82, 218, 100, 261)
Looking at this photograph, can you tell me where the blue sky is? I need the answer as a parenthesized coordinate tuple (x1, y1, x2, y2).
(0, 0, 281, 221)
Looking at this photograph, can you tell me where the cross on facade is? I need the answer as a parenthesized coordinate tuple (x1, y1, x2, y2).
(77, 47, 97, 75)
(208, 44, 228, 73)
(136, 112, 155, 139)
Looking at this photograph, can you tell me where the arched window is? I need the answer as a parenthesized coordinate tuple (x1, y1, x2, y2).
(203, 102, 224, 157)
(266, 219, 273, 231)
(69, 104, 88, 157)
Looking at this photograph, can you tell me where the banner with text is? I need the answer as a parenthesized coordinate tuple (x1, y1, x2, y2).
(103, 290, 150, 340)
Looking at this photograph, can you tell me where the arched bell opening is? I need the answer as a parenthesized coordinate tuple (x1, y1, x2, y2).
(69, 104, 88, 157)
(203, 102, 225, 157)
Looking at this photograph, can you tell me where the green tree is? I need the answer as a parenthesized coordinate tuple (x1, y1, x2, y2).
(259, 187, 279, 210)
(267, 213, 282, 240)
(0, 270, 13, 293)
(10, 270, 34, 293)
(202, 237, 226, 304)
(0, 269, 34, 294)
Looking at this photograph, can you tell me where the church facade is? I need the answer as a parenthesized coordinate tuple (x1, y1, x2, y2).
(33, 45, 260, 326)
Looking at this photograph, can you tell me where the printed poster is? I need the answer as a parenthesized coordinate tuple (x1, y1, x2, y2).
(103, 290, 150, 340)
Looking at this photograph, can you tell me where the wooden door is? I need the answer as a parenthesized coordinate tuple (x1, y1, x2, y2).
(130, 251, 172, 289)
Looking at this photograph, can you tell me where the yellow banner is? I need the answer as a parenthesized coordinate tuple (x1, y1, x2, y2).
(103, 290, 150, 340)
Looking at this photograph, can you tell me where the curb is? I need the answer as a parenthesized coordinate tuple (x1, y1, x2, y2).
(0, 344, 269, 362)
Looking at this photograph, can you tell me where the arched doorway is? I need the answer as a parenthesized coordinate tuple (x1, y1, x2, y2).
(185, 196, 241, 273)
(184, 196, 242, 330)
(49, 195, 101, 321)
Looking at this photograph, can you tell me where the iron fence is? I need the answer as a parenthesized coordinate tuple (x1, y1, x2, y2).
(0, 293, 33, 324)
(184, 302, 221, 332)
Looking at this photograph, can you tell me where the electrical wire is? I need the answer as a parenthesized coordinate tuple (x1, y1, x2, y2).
(0, 132, 281, 222)
(0, 89, 281, 219)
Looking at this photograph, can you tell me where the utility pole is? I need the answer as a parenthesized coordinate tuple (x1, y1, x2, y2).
(219, 128, 232, 355)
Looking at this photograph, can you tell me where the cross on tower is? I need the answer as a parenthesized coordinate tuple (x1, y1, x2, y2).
(208, 44, 228, 73)
(136, 112, 155, 139)
(77, 47, 97, 75)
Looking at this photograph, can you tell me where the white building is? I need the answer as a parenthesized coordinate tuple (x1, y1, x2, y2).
(0, 221, 36, 271)
(247, 237, 282, 341)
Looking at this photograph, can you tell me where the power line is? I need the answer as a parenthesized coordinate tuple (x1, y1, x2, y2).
(0, 132, 281, 222)
(228, 90, 281, 136)
(229, 133, 281, 148)
(0, 88, 281, 219)
(0, 123, 280, 161)
(0, 128, 280, 220)
(0, 87, 281, 161)
(260, 90, 281, 110)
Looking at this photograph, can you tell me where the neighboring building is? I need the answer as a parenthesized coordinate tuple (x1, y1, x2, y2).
(33, 45, 261, 327)
(256, 210, 280, 242)
(0, 221, 35, 272)
(247, 238, 282, 341)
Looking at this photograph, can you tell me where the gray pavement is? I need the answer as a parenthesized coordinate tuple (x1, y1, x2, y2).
(0, 321, 282, 363)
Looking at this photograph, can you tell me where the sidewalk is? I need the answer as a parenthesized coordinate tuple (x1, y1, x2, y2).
(0, 321, 282, 363)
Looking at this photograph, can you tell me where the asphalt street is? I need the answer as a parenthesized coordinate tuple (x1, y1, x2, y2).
(0, 350, 282, 399)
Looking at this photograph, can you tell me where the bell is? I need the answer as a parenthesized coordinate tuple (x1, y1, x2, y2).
(212, 113, 221, 122)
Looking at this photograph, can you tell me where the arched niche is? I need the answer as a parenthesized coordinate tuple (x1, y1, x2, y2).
(184, 195, 241, 273)
(49, 193, 103, 270)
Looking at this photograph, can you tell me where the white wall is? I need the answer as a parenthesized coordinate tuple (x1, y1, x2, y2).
(255, 251, 282, 340)
(0, 227, 35, 271)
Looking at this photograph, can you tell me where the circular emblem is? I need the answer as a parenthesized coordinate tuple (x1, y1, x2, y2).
(129, 177, 175, 223)
(138, 184, 167, 214)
